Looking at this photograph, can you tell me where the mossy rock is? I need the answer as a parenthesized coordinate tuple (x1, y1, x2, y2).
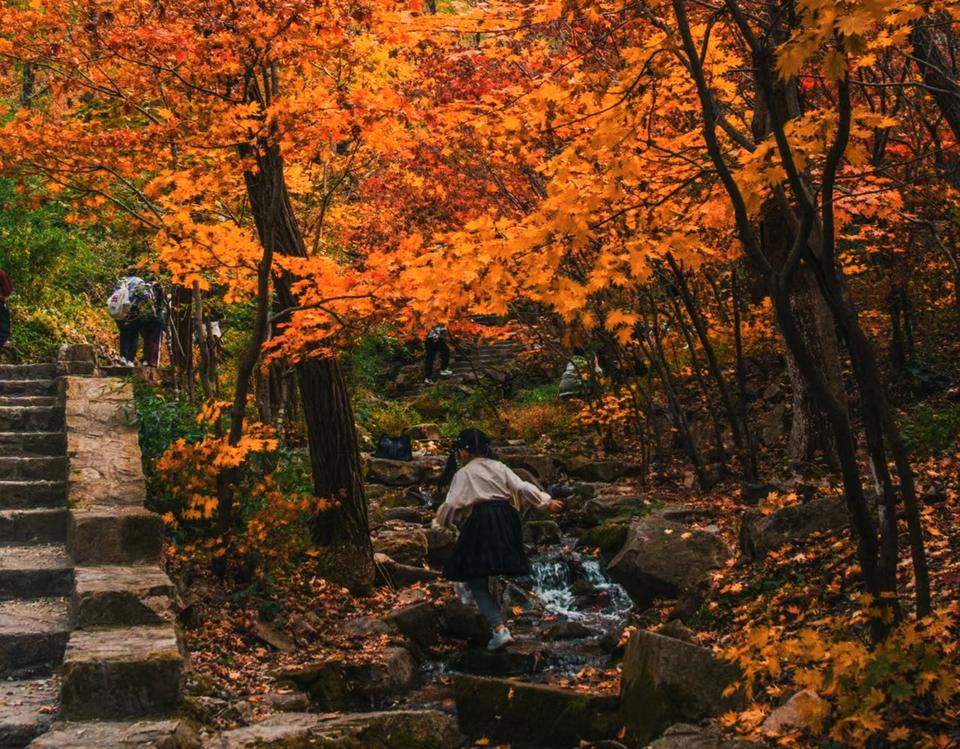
(576, 518, 629, 555)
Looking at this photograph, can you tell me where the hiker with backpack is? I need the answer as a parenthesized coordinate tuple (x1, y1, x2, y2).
(433, 428, 563, 650)
(109, 271, 145, 365)
(139, 281, 166, 367)
(0, 268, 12, 350)
(424, 324, 453, 384)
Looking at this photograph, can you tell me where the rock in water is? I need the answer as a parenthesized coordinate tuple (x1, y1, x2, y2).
(453, 675, 622, 747)
(607, 513, 731, 607)
(619, 630, 744, 743)
(739, 495, 848, 560)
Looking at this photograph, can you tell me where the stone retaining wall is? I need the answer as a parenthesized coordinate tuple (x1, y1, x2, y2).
(63, 377, 146, 508)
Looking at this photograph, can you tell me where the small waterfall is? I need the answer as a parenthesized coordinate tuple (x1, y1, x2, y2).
(529, 551, 632, 630)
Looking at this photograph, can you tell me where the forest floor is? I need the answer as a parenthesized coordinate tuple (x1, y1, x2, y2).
(166, 343, 960, 748)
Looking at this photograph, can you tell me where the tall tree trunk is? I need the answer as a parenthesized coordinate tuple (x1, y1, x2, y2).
(242, 141, 372, 590)
(911, 17, 960, 143)
(169, 284, 194, 397)
(750, 32, 845, 468)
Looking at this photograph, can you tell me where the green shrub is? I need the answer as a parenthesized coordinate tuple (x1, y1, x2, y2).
(901, 400, 960, 456)
(367, 399, 423, 437)
(135, 386, 206, 514)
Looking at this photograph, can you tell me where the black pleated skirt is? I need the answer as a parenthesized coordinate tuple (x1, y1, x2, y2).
(443, 500, 531, 582)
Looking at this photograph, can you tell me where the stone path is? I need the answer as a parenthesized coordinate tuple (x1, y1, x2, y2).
(0, 362, 189, 747)
(0, 364, 71, 746)
(396, 338, 525, 395)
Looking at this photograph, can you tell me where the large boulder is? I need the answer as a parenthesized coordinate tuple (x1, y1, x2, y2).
(501, 453, 560, 484)
(565, 455, 643, 483)
(372, 526, 428, 567)
(453, 674, 621, 747)
(607, 513, 731, 607)
(365, 456, 444, 487)
(648, 723, 759, 749)
(439, 598, 488, 645)
(384, 602, 439, 650)
(620, 630, 744, 743)
(206, 710, 462, 749)
(739, 496, 848, 560)
(274, 647, 416, 709)
(760, 689, 827, 737)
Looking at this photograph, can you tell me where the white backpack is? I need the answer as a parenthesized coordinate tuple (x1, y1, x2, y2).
(107, 279, 133, 321)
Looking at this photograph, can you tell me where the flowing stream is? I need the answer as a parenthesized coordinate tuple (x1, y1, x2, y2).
(529, 546, 633, 632)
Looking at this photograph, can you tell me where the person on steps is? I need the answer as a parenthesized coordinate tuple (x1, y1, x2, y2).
(433, 428, 562, 651)
(0, 267, 12, 352)
(139, 280, 166, 367)
(110, 269, 145, 366)
(424, 325, 453, 384)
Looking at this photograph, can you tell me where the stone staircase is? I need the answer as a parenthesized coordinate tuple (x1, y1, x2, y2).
(396, 339, 526, 396)
(0, 361, 190, 747)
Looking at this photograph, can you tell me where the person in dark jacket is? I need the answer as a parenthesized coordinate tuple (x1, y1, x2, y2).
(139, 281, 166, 367)
(434, 429, 562, 650)
(424, 325, 452, 384)
(0, 268, 12, 350)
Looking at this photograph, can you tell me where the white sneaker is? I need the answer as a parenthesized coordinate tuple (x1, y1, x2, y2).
(440, 369, 453, 377)
(487, 627, 514, 651)
(423, 378, 434, 385)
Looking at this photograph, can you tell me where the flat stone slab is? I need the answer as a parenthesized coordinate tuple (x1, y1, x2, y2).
(0, 677, 58, 746)
(0, 457, 68, 482)
(0, 545, 73, 600)
(0, 597, 71, 677)
(74, 565, 174, 628)
(206, 710, 461, 748)
(60, 625, 183, 720)
(0, 481, 67, 509)
(0, 433, 66, 458)
(0, 510, 68, 545)
(68, 506, 163, 565)
(28, 719, 198, 748)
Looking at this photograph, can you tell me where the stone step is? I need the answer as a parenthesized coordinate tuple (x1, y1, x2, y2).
(59, 625, 183, 720)
(0, 457, 68, 482)
(0, 546, 73, 601)
(0, 366, 58, 381)
(0, 510, 68, 545)
(0, 397, 59, 409)
(27, 718, 195, 748)
(0, 598, 71, 678)
(0, 678, 59, 748)
(73, 565, 174, 629)
(0, 408, 64, 433)
(68, 507, 164, 566)
(0, 481, 68, 509)
(0, 433, 66, 458)
(0, 381, 57, 398)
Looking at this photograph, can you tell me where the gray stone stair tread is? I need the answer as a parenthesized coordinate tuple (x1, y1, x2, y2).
(0, 677, 58, 746)
(0, 599, 71, 636)
(27, 718, 189, 748)
(0, 398, 58, 408)
(0, 546, 71, 572)
(0, 482, 67, 509)
(64, 625, 180, 663)
(74, 565, 170, 593)
(0, 509, 69, 544)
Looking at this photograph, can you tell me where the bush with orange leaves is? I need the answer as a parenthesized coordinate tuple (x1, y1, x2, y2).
(575, 387, 639, 447)
(719, 603, 960, 747)
(154, 403, 324, 571)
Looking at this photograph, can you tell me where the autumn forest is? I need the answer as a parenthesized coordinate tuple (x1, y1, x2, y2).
(0, 0, 959, 746)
